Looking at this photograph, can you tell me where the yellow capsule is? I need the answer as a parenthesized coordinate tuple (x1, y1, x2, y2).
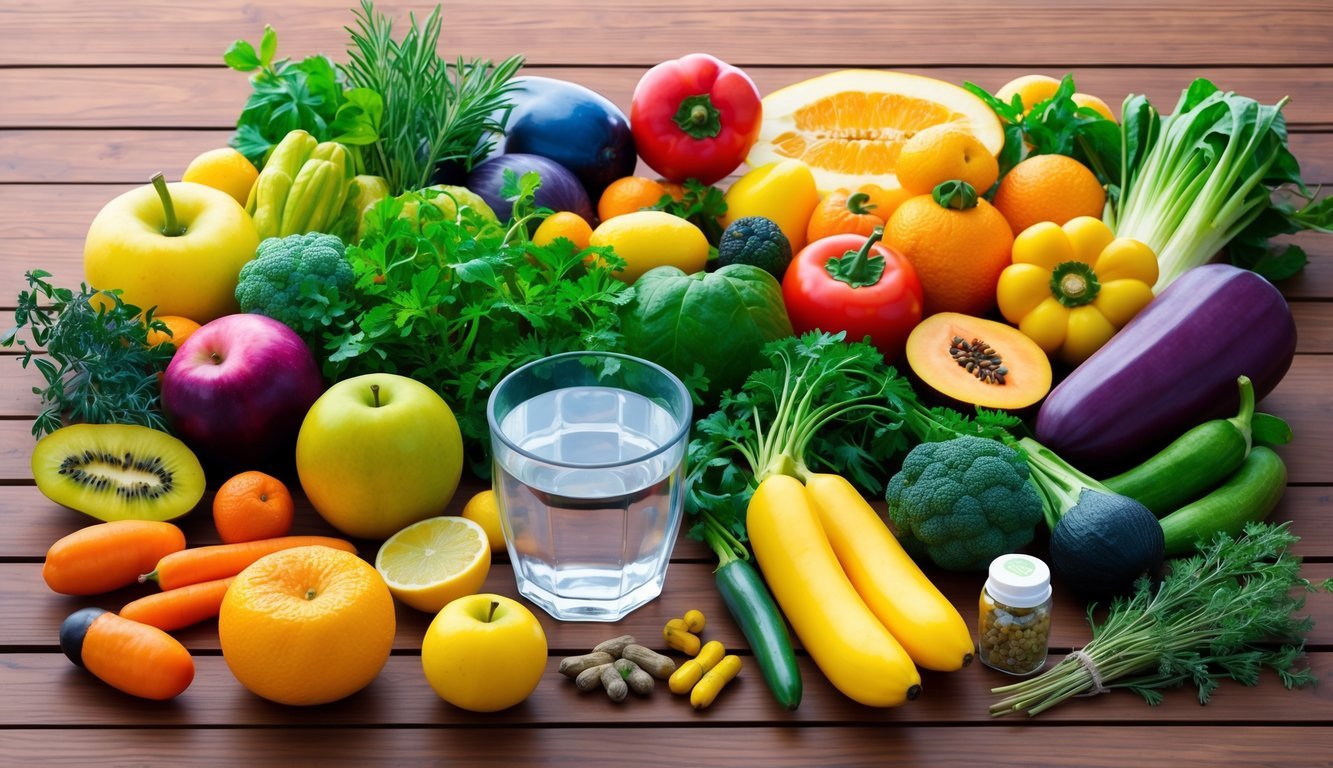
(667, 640, 725, 695)
(664, 626, 702, 657)
(683, 609, 707, 634)
(690, 654, 743, 710)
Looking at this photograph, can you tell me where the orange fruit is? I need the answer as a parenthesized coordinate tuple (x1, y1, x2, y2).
(992, 154, 1107, 235)
(657, 180, 687, 202)
(1072, 93, 1117, 122)
(598, 176, 669, 222)
(532, 211, 593, 250)
(885, 184, 1016, 316)
(145, 315, 201, 349)
(895, 125, 1000, 195)
(181, 147, 259, 207)
(461, 490, 505, 553)
(213, 471, 296, 544)
(995, 75, 1061, 111)
(748, 70, 1004, 193)
(219, 545, 395, 706)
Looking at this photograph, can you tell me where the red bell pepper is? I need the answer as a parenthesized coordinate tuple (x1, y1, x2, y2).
(630, 54, 762, 185)
(782, 227, 924, 362)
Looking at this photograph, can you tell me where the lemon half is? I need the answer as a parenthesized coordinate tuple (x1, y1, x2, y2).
(375, 516, 491, 613)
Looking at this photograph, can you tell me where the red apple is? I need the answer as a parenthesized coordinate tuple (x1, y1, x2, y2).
(162, 314, 323, 467)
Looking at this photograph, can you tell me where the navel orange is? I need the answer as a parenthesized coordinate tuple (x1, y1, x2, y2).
(219, 546, 395, 706)
(992, 154, 1107, 235)
(747, 70, 1004, 193)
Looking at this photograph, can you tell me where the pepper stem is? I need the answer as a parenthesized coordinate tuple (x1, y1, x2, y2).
(847, 192, 875, 215)
(823, 227, 888, 289)
(150, 172, 185, 237)
(1049, 261, 1102, 307)
(672, 94, 723, 139)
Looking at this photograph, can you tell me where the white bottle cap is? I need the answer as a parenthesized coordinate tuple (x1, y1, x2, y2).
(985, 554, 1052, 608)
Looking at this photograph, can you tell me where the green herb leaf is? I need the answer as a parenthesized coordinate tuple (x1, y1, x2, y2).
(223, 39, 261, 72)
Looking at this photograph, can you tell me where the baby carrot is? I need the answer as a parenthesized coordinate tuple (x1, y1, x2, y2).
(140, 535, 357, 590)
(60, 607, 194, 700)
(43, 520, 186, 596)
(120, 577, 235, 631)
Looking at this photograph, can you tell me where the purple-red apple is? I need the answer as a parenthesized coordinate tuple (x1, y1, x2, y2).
(161, 314, 323, 466)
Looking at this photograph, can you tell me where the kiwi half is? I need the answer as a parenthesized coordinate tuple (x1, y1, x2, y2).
(32, 424, 206, 522)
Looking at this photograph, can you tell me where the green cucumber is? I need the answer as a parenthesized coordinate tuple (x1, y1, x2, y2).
(714, 556, 802, 710)
(1102, 376, 1255, 516)
(1160, 446, 1287, 556)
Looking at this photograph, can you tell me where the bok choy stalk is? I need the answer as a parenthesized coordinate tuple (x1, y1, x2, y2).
(1107, 79, 1330, 291)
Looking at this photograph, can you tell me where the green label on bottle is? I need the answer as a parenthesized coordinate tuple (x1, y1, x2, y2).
(1004, 557, 1036, 578)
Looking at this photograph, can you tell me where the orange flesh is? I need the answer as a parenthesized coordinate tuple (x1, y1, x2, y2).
(772, 91, 968, 174)
(905, 313, 1052, 411)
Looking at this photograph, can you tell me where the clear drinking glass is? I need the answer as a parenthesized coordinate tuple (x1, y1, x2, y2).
(486, 351, 692, 621)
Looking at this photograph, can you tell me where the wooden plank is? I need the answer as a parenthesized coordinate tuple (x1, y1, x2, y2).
(2, 651, 1330, 726)
(6, 559, 1333, 652)
(1291, 303, 1333, 355)
(3, 1, 1332, 67)
(5, 66, 1333, 130)
(0, 726, 1328, 767)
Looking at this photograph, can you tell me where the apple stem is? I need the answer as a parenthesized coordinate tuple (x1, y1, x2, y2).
(371, 383, 381, 408)
(150, 172, 185, 237)
(486, 600, 499, 623)
(305, 588, 316, 601)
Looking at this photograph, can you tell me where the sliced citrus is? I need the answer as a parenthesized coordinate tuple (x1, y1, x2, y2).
(747, 70, 1004, 193)
(375, 516, 491, 614)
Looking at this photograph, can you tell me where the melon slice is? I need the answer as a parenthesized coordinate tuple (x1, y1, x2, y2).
(748, 70, 1005, 193)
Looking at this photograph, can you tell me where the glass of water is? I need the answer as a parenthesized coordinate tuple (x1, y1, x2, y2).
(486, 351, 692, 622)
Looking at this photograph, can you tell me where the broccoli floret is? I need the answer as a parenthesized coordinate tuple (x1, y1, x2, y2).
(716, 216, 792, 280)
(235, 232, 353, 335)
(885, 435, 1043, 572)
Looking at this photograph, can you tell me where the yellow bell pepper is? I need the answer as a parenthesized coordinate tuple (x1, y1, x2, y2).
(723, 159, 820, 252)
(996, 216, 1158, 365)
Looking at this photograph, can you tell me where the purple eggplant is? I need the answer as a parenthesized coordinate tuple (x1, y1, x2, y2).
(1034, 264, 1296, 469)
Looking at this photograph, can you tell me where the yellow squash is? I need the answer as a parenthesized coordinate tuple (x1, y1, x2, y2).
(746, 474, 921, 707)
(804, 473, 974, 672)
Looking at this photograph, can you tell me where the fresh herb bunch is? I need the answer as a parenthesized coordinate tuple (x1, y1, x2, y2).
(1, 271, 175, 438)
(685, 332, 1020, 547)
(322, 171, 630, 474)
(964, 74, 1121, 185)
(343, 0, 525, 194)
(224, 25, 382, 169)
(651, 179, 729, 246)
(991, 522, 1333, 717)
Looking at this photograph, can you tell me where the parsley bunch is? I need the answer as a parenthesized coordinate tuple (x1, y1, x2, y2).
(991, 522, 1332, 717)
(2, 271, 175, 438)
(321, 172, 630, 474)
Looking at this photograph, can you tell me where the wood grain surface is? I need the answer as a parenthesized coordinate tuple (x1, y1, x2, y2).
(2, 0, 1331, 765)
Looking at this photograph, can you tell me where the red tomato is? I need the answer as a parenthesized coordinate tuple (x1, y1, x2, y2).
(782, 229, 923, 362)
(630, 54, 762, 185)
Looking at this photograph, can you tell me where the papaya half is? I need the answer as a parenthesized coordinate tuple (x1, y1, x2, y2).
(905, 312, 1051, 411)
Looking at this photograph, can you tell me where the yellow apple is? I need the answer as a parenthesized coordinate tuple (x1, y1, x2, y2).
(84, 175, 259, 322)
(421, 593, 547, 712)
(296, 373, 464, 540)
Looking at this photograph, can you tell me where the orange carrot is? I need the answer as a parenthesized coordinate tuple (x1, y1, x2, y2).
(43, 520, 186, 596)
(120, 577, 236, 631)
(140, 535, 357, 590)
(60, 607, 194, 700)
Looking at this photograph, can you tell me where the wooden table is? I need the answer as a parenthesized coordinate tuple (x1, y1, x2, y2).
(3, 1, 1331, 765)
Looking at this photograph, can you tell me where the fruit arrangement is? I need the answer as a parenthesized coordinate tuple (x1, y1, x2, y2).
(8, 0, 1333, 721)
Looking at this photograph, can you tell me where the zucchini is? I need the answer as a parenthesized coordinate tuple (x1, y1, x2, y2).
(1103, 376, 1255, 516)
(714, 556, 803, 710)
(1160, 446, 1287, 556)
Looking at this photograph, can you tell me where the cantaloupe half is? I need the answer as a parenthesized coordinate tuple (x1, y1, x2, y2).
(905, 313, 1052, 411)
(748, 70, 1005, 193)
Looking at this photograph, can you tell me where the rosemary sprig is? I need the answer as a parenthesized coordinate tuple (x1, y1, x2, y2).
(1, 271, 174, 438)
(990, 522, 1332, 717)
(343, 0, 524, 194)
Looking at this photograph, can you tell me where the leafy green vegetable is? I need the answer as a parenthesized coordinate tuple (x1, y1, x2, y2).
(1107, 78, 1333, 288)
(319, 171, 630, 474)
(991, 522, 1331, 717)
(964, 74, 1121, 184)
(224, 24, 382, 169)
(885, 436, 1043, 571)
(651, 179, 729, 246)
(1, 271, 174, 438)
(621, 263, 793, 404)
(342, 0, 524, 194)
(685, 332, 1020, 548)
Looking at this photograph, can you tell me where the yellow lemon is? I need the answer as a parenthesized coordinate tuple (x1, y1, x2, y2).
(461, 490, 505, 554)
(374, 516, 491, 614)
(182, 147, 259, 207)
(589, 210, 709, 283)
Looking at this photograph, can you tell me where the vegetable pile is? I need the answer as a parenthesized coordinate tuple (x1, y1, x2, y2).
(5, 2, 1330, 719)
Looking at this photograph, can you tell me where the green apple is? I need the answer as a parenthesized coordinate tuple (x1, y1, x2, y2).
(421, 593, 547, 712)
(84, 174, 259, 322)
(296, 373, 464, 540)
